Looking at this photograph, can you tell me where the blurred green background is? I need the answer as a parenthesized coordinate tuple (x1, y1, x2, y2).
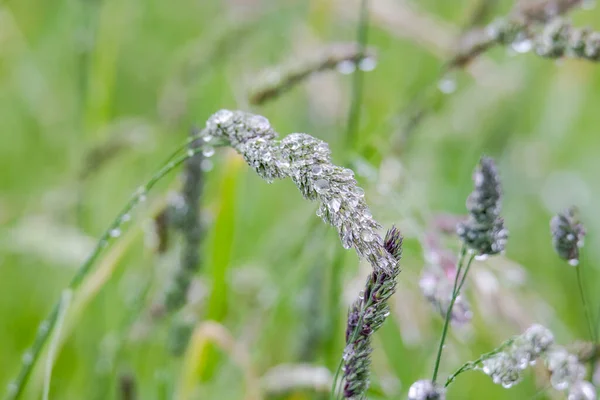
(1, 0, 600, 399)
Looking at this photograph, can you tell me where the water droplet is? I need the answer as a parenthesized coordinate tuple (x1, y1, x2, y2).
(353, 187, 365, 197)
(438, 77, 457, 94)
(361, 230, 374, 242)
(187, 149, 195, 157)
(110, 228, 121, 238)
(6, 382, 17, 395)
(311, 165, 323, 175)
(329, 198, 341, 212)
(475, 254, 489, 261)
(337, 60, 356, 75)
(202, 145, 215, 157)
(568, 258, 579, 266)
(39, 321, 50, 334)
(209, 109, 234, 127)
(249, 115, 271, 132)
(314, 179, 330, 193)
(203, 134, 213, 142)
(121, 214, 131, 223)
(566, 233, 575, 241)
(22, 352, 33, 365)
(201, 159, 213, 171)
(136, 187, 147, 198)
(358, 56, 377, 71)
(512, 37, 533, 53)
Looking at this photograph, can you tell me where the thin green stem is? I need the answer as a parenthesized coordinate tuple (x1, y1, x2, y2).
(456, 252, 476, 297)
(431, 246, 468, 384)
(4, 145, 205, 400)
(444, 336, 515, 387)
(345, 0, 369, 150)
(575, 266, 596, 343)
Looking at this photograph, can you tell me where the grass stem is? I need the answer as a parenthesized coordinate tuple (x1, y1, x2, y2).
(4, 145, 206, 400)
(431, 246, 471, 383)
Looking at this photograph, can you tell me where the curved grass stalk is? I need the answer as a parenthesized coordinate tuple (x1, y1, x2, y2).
(42, 290, 72, 400)
(175, 321, 261, 400)
(431, 247, 472, 384)
(4, 146, 205, 400)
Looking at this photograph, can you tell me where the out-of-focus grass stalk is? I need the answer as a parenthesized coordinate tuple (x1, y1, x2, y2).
(84, 0, 130, 134)
(4, 146, 205, 400)
(345, 0, 369, 150)
(42, 290, 72, 400)
(324, 249, 345, 368)
(175, 321, 260, 400)
(198, 154, 243, 379)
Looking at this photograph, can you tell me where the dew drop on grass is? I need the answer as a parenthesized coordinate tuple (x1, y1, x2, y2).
(121, 213, 131, 223)
(110, 228, 121, 238)
(203, 134, 213, 142)
(361, 230, 374, 242)
(22, 351, 33, 365)
(314, 179, 330, 193)
(249, 115, 271, 131)
(475, 254, 489, 261)
(311, 165, 322, 175)
(358, 56, 377, 71)
(202, 145, 215, 157)
(511, 37, 532, 54)
(329, 198, 341, 212)
(7, 382, 17, 395)
(201, 159, 213, 172)
(568, 259, 579, 266)
(438, 77, 457, 94)
(337, 60, 356, 75)
(39, 320, 50, 334)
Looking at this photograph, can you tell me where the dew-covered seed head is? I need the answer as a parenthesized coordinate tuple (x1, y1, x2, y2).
(551, 207, 585, 265)
(458, 157, 508, 256)
(407, 380, 446, 400)
(568, 380, 597, 400)
(523, 324, 554, 358)
(482, 353, 523, 388)
(546, 347, 587, 391)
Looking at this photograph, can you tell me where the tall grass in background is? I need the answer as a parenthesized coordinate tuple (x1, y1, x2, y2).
(2, 0, 600, 399)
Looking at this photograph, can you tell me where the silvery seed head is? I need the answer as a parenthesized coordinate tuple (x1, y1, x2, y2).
(457, 157, 508, 256)
(545, 347, 587, 391)
(407, 380, 446, 400)
(482, 352, 523, 388)
(550, 207, 585, 266)
(204, 109, 396, 274)
(568, 380, 597, 400)
(343, 227, 403, 399)
(522, 324, 555, 359)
